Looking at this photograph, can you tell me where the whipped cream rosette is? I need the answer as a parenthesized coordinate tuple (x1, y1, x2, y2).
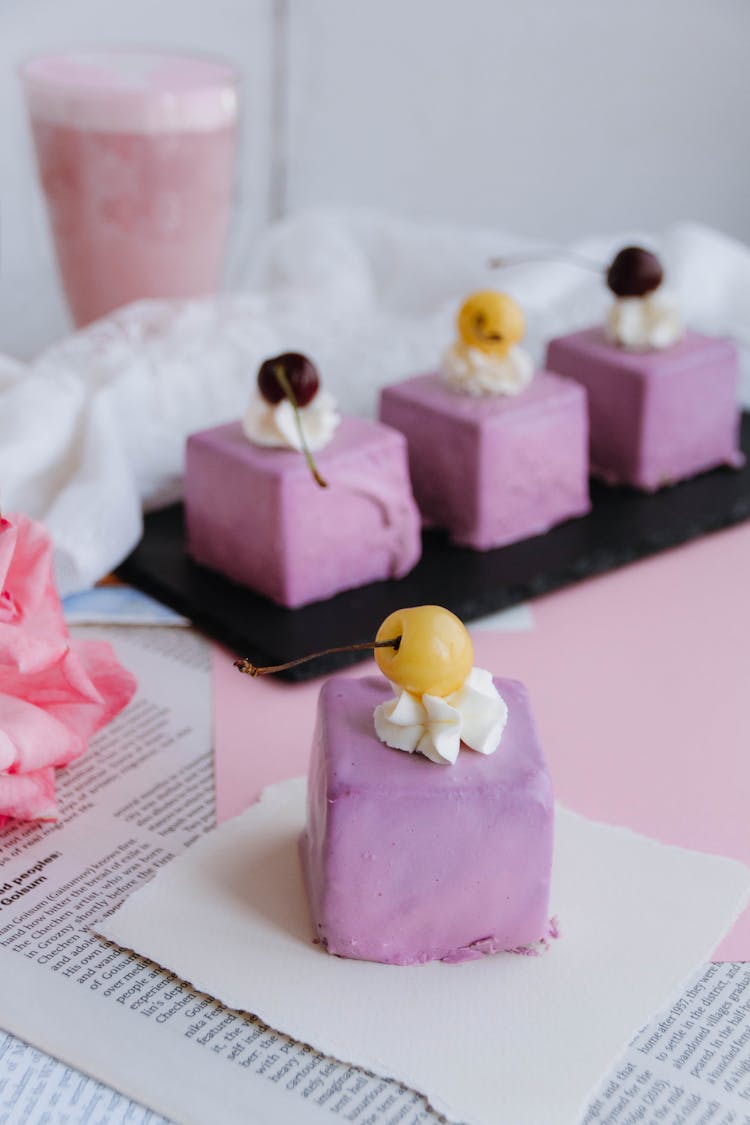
(606, 293, 682, 350)
(605, 245, 683, 350)
(442, 341, 534, 397)
(374, 665, 508, 765)
(243, 388, 340, 452)
(441, 290, 534, 397)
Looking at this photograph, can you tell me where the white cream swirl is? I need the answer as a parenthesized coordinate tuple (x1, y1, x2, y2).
(441, 342, 534, 397)
(373, 667, 508, 765)
(607, 292, 683, 351)
(242, 389, 340, 452)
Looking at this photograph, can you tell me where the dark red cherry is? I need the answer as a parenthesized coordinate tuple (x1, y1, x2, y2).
(256, 352, 327, 487)
(257, 352, 320, 407)
(606, 247, 663, 298)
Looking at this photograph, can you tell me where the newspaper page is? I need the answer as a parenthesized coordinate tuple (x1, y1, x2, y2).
(0, 627, 436, 1125)
(582, 962, 750, 1125)
(0, 1030, 169, 1124)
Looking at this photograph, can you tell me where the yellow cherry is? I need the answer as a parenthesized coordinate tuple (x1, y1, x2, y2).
(457, 290, 525, 358)
(374, 605, 474, 698)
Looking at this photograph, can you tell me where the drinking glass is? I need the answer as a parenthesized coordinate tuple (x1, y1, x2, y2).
(21, 50, 239, 327)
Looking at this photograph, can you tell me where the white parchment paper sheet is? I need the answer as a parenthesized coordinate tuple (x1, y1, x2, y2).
(97, 779, 750, 1125)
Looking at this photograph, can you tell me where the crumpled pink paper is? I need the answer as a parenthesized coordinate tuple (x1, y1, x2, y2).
(0, 514, 136, 826)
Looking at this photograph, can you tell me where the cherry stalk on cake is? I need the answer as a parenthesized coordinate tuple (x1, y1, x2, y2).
(488, 243, 661, 295)
(235, 605, 467, 693)
(489, 244, 681, 351)
(256, 352, 328, 487)
(236, 604, 505, 766)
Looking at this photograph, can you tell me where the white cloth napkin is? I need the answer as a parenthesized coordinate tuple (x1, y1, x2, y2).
(2, 212, 749, 593)
(96, 777, 750, 1125)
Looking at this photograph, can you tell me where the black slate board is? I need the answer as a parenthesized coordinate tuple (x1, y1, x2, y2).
(118, 414, 750, 681)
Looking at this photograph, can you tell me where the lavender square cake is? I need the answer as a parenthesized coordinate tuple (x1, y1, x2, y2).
(379, 370, 590, 550)
(546, 328, 743, 490)
(300, 674, 554, 965)
(185, 417, 421, 608)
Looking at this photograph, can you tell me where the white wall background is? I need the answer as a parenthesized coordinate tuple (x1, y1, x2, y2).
(1, 0, 748, 358)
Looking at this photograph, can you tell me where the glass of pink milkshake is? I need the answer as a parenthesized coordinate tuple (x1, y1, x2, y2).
(21, 50, 239, 327)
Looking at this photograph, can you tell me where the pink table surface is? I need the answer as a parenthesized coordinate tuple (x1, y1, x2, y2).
(212, 522, 750, 960)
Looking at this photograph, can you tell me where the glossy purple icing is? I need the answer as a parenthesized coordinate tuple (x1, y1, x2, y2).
(379, 371, 590, 550)
(545, 328, 744, 491)
(185, 417, 421, 608)
(300, 676, 554, 965)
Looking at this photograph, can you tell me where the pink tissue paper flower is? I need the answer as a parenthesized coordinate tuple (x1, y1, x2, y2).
(0, 513, 136, 826)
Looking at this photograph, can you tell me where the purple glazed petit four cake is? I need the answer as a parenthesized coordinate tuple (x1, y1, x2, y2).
(296, 605, 554, 966)
(380, 290, 590, 550)
(381, 371, 589, 550)
(545, 246, 744, 490)
(185, 352, 421, 608)
(546, 328, 743, 491)
(186, 416, 421, 608)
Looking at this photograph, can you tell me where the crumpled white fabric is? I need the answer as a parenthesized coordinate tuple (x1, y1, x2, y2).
(607, 291, 683, 350)
(441, 341, 534, 396)
(1, 211, 749, 593)
(242, 388, 340, 452)
(373, 666, 508, 765)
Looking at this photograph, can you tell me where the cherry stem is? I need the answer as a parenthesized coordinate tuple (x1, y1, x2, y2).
(235, 636, 401, 678)
(488, 249, 605, 273)
(275, 364, 328, 488)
